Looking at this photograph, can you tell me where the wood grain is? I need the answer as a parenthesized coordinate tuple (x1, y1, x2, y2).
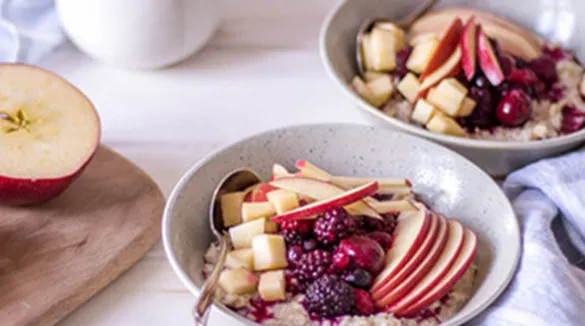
(0, 146, 164, 326)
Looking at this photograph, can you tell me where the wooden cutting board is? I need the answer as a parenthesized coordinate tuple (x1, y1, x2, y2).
(0, 146, 165, 326)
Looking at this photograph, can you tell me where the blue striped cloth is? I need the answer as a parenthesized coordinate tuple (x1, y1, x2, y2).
(472, 147, 585, 325)
(0, 0, 64, 63)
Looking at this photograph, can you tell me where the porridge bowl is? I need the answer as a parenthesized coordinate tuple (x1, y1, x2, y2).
(162, 124, 520, 325)
(320, 0, 585, 176)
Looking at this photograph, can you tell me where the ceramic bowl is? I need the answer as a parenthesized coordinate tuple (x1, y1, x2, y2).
(320, 0, 585, 177)
(162, 123, 520, 325)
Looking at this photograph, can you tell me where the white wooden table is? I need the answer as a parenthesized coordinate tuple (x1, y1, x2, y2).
(41, 0, 370, 324)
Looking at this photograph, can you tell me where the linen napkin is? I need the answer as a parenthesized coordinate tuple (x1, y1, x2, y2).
(470, 147, 585, 326)
(0, 0, 64, 63)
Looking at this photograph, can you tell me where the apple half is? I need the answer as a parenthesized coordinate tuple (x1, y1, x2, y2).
(0, 64, 101, 206)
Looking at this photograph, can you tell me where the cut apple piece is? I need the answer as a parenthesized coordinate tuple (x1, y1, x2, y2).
(426, 78, 468, 116)
(265, 220, 279, 233)
(426, 113, 467, 137)
(370, 209, 431, 292)
(417, 47, 462, 99)
(229, 218, 267, 249)
(367, 75, 395, 105)
(218, 268, 258, 295)
(252, 234, 288, 271)
(460, 16, 478, 81)
(457, 97, 477, 117)
(270, 176, 381, 219)
(407, 39, 439, 74)
(295, 160, 332, 181)
(409, 33, 439, 47)
(242, 202, 276, 222)
(258, 270, 287, 302)
(220, 191, 246, 227)
(0, 64, 101, 206)
(369, 26, 399, 71)
(361, 33, 377, 72)
(270, 181, 379, 222)
(267, 189, 299, 214)
(331, 176, 411, 189)
(225, 248, 255, 270)
(363, 71, 387, 82)
(396, 73, 421, 103)
(412, 99, 438, 125)
(383, 219, 465, 313)
(373, 21, 406, 51)
(419, 18, 463, 80)
(352, 76, 385, 107)
(376, 186, 412, 196)
(271, 163, 292, 180)
(580, 74, 585, 98)
(393, 226, 477, 316)
(371, 212, 443, 303)
(370, 200, 418, 213)
(477, 26, 505, 86)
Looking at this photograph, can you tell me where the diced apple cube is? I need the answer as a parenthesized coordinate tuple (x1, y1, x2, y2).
(242, 202, 276, 222)
(220, 191, 246, 227)
(369, 27, 399, 71)
(409, 33, 439, 46)
(411, 99, 438, 125)
(361, 34, 377, 71)
(229, 218, 266, 249)
(252, 234, 288, 271)
(367, 75, 394, 106)
(267, 189, 299, 214)
(457, 97, 476, 117)
(363, 71, 387, 82)
(397, 73, 421, 103)
(426, 113, 467, 137)
(218, 268, 258, 295)
(226, 248, 254, 270)
(258, 270, 286, 302)
(406, 40, 439, 74)
(426, 78, 468, 116)
(352, 76, 383, 107)
(374, 22, 406, 50)
(265, 220, 279, 233)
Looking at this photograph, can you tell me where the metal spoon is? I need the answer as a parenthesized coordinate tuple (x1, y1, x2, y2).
(356, 0, 440, 76)
(193, 168, 261, 326)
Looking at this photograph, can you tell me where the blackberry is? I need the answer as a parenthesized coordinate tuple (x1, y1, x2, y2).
(284, 270, 305, 294)
(294, 249, 332, 282)
(280, 219, 314, 235)
(302, 239, 318, 252)
(314, 208, 357, 246)
(382, 213, 398, 234)
(287, 245, 304, 266)
(303, 275, 355, 317)
(282, 229, 304, 246)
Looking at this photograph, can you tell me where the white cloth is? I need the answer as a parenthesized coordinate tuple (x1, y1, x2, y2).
(471, 147, 585, 325)
(0, 0, 64, 63)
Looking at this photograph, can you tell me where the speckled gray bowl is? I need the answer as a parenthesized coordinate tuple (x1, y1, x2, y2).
(320, 0, 585, 177)
(162, 123, 520, 325)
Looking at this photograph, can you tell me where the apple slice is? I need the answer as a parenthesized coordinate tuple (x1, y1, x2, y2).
(295, 160, 332, 181)
(417, 47, 462, 100)
(271, 163, 292, 180)
(419, 18, 463, 81)
(580, 74, 585, 98)
(269, 176, 381, 219)
(370, 200, 418, 213)
(393, 226, 477, 316)
(477, 26, 504, 86)
(0, 64, 101, 206)
(382, 219, 465, 312)
(371, 212, 442, 302)
(460, 16, 478, 81)
(270, 181, 379, 222)
(369, 209, 431, 292)
(330, 176, 411, 189)
(245, 183, 277, 202)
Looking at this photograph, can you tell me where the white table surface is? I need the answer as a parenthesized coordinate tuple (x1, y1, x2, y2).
(40, 0, 371, 324)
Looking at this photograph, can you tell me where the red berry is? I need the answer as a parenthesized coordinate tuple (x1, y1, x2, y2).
(353, 288, 375, 315)
(496, 89, 532, 127)
(332, 251, 351, 272)
(507, 69, 539, 86)
(542, 46, 574, 62)
(561, 105, 585, 134)
(337, 236, 385, 275)
(280, 219, 314, 234)
(498, 54, 516, 76)
(287, 245, 304, 266)
(368, 231, 393, 250)
(531, 56, 558, 83)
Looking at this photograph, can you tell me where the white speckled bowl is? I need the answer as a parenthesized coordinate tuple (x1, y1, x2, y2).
(320, 0, 585, 177)
(162, 123, 520, 325)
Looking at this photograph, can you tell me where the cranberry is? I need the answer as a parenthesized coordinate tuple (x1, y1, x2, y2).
(353, 288, 375, 315)
(394, 46, 413, 79)
(561, 105, 585, 134)
(496, 89, 532, 127)
(342, 269, 373, 289)
(542, 46, 574, 62)
(498, 54, 516, 77)
(287, 245, 304, 266)
(336, 235, 385, 275)
(531, 56, 558, 83)
(302, 239, 318, 252)
(507, 69, 539, 87)
(368, 231, 393, 250)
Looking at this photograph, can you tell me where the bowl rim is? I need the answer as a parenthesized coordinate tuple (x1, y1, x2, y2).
(319, 0, 585, 151)
(162, 122, 521, 325)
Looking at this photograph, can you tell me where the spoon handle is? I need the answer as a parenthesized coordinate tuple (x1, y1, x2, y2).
(193, 233, 230, 326)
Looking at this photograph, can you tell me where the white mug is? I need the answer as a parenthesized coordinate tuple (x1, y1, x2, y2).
(56, 0, 220, 69)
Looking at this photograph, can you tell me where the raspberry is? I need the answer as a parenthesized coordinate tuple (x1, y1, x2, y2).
(294, 249, 332, 282)
(342, 269, 373, 289)
(303, 275, 355, 317)
(280, 219, 314, 235)
(282, 229, 304, 246)
(353, 288, 375, 315)
(314, 208, 357, 246)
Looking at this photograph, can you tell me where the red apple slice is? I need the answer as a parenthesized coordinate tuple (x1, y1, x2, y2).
(269, 176, 381, 219)
(477, 26, 504, 86)
(419, 18, 463, 81)
(370, 200, 418, 213)
(270, 181, 378, 222)
(394, 227, 478, 317)
(416, 47, 462, 100)
(369, 209, 431, 292)
(331, 176, 411, 189)
(383, 219, 465, 312)
(270, 163, 291, 180)
(0, 64, 101, 206)
(295, 160, 332, 181)
(371, 212, 441, 301)
(460, 16, 478, 81)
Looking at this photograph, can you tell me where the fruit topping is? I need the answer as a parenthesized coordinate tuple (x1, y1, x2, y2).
(282, 229, 305, 246)
(561, 105, 585, 134)
(395, 46, 414, 79)
(284, 270, 305, 294)
(303, 275, 355, 317)
(342, 268, 374, 289)
(295, 249, 332, 282)
(507, 69, 539, 87)
(368, 231, 393, 250)
(336, 235, 385, 274)
(498, 54, 516, 77)
(477, 27, 505, 86)
(464, 87, 497, 128)
(353, 288, 376, 315)
(218, 268, 259, 295)
(287, 245, 305, 266)
(280, 219, 314, 234)
(530, 55, 558, 84)
(314, 207, 357, 246)
(397, 73, 421, 103)
(302, 238, 318, 252)
(542, 45, 574, 63)
(258, 270, 287, 302)
(460, 16, 478, 81)
(420, 18, 463, 80)
(496, 89, 532, 127)
(252, 234, 288, 271)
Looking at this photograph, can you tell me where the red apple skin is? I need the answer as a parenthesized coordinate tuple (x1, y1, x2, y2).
(477, 26, 505, 86)
(460, 16, 478, 81)
(0, 63, 101, 207)
(420, 18, 463, 80)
